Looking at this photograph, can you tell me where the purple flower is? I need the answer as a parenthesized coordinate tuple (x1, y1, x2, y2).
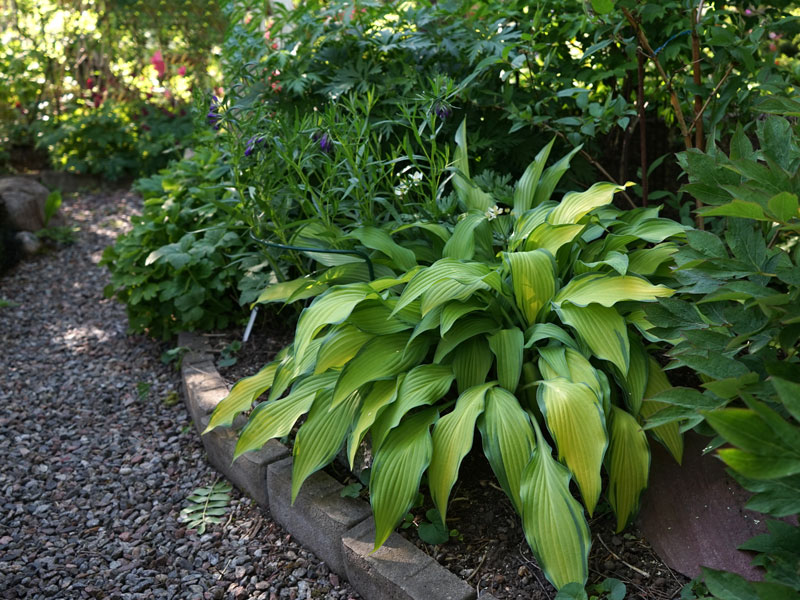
(434, 103, 452, 120)
(244, 135, 266, 156)
(207, 95, 222, 130)
(313, 131, 334, 154)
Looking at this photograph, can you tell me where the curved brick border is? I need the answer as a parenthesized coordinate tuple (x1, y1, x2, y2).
(178, 332, 497, 600)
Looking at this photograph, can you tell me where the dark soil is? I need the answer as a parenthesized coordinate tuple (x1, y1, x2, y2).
(207, 323, 689, 600)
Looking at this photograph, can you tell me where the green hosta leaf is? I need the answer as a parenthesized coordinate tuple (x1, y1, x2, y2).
(488, 327, 525, 392)
(627, 244, 678, 275)
(525, 323, 580, 350)
(514, 138, 555, 213)
(606, 406, 650, 532)
(452, 336, 493, 393)
(256, 277, 327, 305)
(533, 145, 582, 207)
(371, 364, 455, 450)
(478, 387, 536, 515)
(555, 273, 673, 308)
(347, 379, 398, 469)
(614, 219, 686, 244)
(538, 347, 604, 403)
(410, 305, 442, 342)
(349, 226, 417, 271)
(419, 274, 495, 317)
(294, 284, 374, 364)
(291, 388, 362, 502)
(234, 371, 339, 459)
(525, 222, 586, 255)
(370, 407, 438, 549)
(440, 299, 485, 335)
(641, 358, 683, 464)
(348, 300, 417, 335)
(556, 303, 630, 374)
(204, 362, 278, 433)
(315, 325, 374, 374)
(429, 384, 491, 523)
(433, 316, 499, 363)
(617, 339, 649, 416)
(332, 332, 430, 407)
(521, 420, 591, 590)
(443, 210, 487, 260)
(538, 378, 607, 515)
(576, 251, 629, 276)
(504, 249, 557, 326)
(547, 182, 626, 226)
(510, 202, 557, 250)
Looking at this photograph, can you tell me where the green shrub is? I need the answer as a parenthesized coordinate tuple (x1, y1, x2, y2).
(207, 127, 687, 590)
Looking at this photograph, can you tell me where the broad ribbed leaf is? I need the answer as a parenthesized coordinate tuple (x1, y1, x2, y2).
(504, 250, 556, 326)
(514, 138, 555, 213)
(556, 303, 630, 373)
(349, 226, 417, 271)
(256, 277, 326, 305)
(394, 259, 495, 315)
(441, 300, 485, 335)
(205, 362, 278, 433)
(538, 378, 607, 515)
(606, 406, 650, 532)
(641, 358, 682, 463)
(291, 388, 362, 502)
(532, 145, 582, 207)
(525, 222, 585, 255)
(555, 273, 673, 308)
(509, 202, 557, 250)
(452, 336, 493, 393)
(315, 325, 374, 374)
(409, 305, 442, 342)
(453, 119, 492, 212)
(370, 407, 438, 549)
(564, 348, 605, 402)
(433, 316, 498, 363)
(521, 421, 591, 590)
(371, 364, 454, 450)
(234, 371, 339, 459)
(478, 387, 535, 514)
(419, 275, 492, 317)
(332, 332, 430, 407)
(627, 244, 678, 275)
(347, 379, 398, 468)
(429, 384, 491, 523)
(348, 299, 417, 335)
(618, 339, 649, 416)
(538, 346, 569, 379)
(715, 449, 800, 479)
(547, 182, 625, 225)
(525, 323, 579, 350)
(294, 284, 374, 364)
(443, 210, 487, 260)
(703, 408, 800, 458)
(488, 327, 524, 391)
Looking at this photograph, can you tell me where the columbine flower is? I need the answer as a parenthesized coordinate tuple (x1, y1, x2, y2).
(207, 95, 221, 130)
(244, 135, 266, 157)
(313, 132, 334, 154)
(434, 102, 452, 120)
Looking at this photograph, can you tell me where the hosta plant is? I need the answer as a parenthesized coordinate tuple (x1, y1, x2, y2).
(206, 123, 686, 590)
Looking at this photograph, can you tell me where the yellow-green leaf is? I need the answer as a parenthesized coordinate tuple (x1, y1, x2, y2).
(520, 421, 591, 590)
(433, 316, 498, 363)
(628, 243, 678, 276)
(256, 277, 327, 305)
(488, 327, 524, 392)
(453, 119, 492, 212)
(617, 339, 649, 416)
(547, 182, 626, 225)
(533, 145, 582, 207)
(314, 325, 374, 374)
(349, 226, 417, 272)
(606, 406, 650, 532)
(513, 138, 555, 214)
(451, 336, 493, 393)
(348, 299, 417, 335)
(440, 299, 485, 335)
(504, 249, 556, 326)
(443, 210, 487, 260)
(394, 259, 496, 316)
(642, 358, 683, 464)
(509, 202, 557, 250)
(204, 362, 278, 433)
(537, 378, 607, 515)
(370, 407, 438, 549)
(347, 379, 398, 469)
(525, 222, 586, 255)
(429, 384, 491, 523)
(556, 303, 630, 374)
(555, 273, 673, 308)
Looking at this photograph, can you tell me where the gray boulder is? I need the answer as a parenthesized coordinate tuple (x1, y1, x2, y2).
(0, 176, 50, 232)
(15, 231, 42, 255)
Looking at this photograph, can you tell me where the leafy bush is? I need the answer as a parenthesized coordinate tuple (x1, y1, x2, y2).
(644, 115, 800, 596)
(101, 143, 261, 338)
(207, 128, 688, 590)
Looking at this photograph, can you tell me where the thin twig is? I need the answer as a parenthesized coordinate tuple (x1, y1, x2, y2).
(687, 63, 735, 134)
(465, 548, 490, 583)
(597, 535, 651, 578)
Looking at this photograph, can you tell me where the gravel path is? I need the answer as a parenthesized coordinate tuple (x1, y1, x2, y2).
(0, 189, 359, 600)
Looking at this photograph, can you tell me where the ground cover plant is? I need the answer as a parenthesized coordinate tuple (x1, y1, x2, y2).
(206, 126, 688, 590)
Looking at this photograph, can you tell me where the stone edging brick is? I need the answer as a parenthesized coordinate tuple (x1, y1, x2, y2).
(178, 332, 497, 600)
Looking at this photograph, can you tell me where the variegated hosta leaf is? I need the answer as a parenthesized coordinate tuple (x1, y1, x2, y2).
(370, 364, 455, 451)
(538, 346, 604, 404)
(294, 284, 375, 365)
(524, 222, 586, 255)
(538, 345, 569, 379)
(509, 202, 557, 251)
(555, 302, 630, 374)
(521, 420, 591, 590)
(433, 316, 499, 363)
(532, 145, 582, 207)
(291, 388, 362, 502)
(314, 325, 374, 374)
(204, 362, 278, 433)
(547, 182, 626, 226)
(453, 118, 492, 212)
(504, 250, 556, 326)
(234, 371, 339, 459)
(451, 336, 493, 393)
(332, 332, 431, 407)
(443, 210, 487, 260)
(606, 405, 650, 532)
(554, 273, 673, 308)
(488, 327, 524, 392)
(370, 407, 438, 549)
(349, 226, 417, 272)
(537, 378, 607, 515)
(347, 379, 398, 469)
(642, 358, 683, 464)
(429, 384, 492, 523)
(513, 137, 555, 214)
(478, 387, 535, 515)
(393, 259, 498, 316)
(617, 338, 649, 417)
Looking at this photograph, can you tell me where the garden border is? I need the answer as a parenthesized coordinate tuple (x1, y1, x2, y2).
(178, 331, 498, 600)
